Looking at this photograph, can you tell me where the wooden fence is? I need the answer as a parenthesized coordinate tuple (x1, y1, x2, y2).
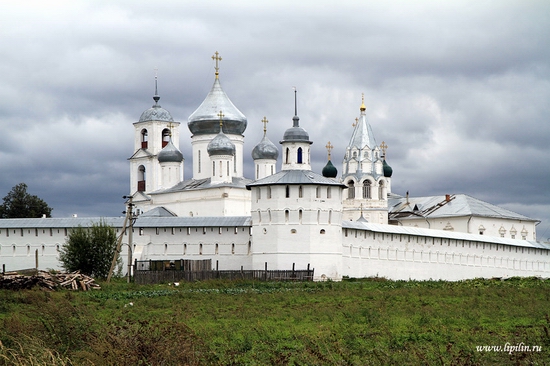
(133, 259, 314, 284)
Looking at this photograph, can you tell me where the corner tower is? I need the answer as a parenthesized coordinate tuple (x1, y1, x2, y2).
(341, 95, 391, 223)
(247, 90, 346, 281)
(188, 52, 247, 180)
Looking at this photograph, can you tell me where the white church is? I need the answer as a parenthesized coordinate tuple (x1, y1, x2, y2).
(1, 53, 548, 281)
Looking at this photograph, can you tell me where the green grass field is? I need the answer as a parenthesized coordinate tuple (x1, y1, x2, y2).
(1, 277, 549, 365)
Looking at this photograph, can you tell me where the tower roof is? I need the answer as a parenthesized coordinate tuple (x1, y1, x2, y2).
(158, 139, 183, 163)
(280, 89, 312, 144)
(252, 117, 279, 160)
(207, 115, 235, 156)
(188, 53, 247, 136)
(139, 77, 174, 123)
(252, 135, 279, 160)
(347, 100, 376, 151)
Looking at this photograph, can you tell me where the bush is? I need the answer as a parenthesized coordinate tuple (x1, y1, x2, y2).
(59, 221, 120, 279)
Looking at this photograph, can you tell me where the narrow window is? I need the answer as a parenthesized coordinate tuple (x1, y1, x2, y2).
(138, 165, 146, 191)
(162, 128, 170, 147)
(363, 180, 371, 199)
(285, 210, 289, 223)
(267, 186, 272, 199)
(199, 244, 203, 255)
(198, 150, 201, 173)
(141, 129, 148, 149)
(327, 187, 331, 199)
(212, 161, 215, 176)
(297, 147, 303, 163)
(285, 148, 290, 164)
(316, 186, 321, 198)
(257, 188, 261, 200)
(298, 185, 303, 198)
(285, 185, 290, 198)
(299, 209, 303, 224)
(347, 180, 355, 199)
(231, 243, 235, 254)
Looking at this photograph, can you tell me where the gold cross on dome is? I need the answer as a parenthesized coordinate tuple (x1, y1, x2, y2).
(380, 141, 388, 157)
(261, 116, 269, 134)
(325, 141, 334, 160)
(217, 110, 225, 128)
(352, 117, 358, 127)
(212, 51, 222, 78)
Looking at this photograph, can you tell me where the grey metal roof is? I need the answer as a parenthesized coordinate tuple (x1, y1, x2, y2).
(207, 130, 235, 156)
(252, 134, 279, 160)
(0, 216, 252, 229)
(157, 139, 184, 163)
(138, 92, 174, 123)
(388, 194, 538, 222)
(0, 217, 125, 229)
(134, 216, 251, 228)
(140, 207, 177, 217)
(187, 78, 247, 136)
(280, 116, 311, 144)
(246, 169, 347, 189)
(150, 177, 253, 195)
(347, 112, 377, 152)
(343, 221, 550, 250)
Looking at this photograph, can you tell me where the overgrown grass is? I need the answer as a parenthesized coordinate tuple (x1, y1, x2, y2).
(1, 277, 550, 365)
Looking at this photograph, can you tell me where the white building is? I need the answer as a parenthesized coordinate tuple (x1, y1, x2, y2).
(1, 53, 547, 281)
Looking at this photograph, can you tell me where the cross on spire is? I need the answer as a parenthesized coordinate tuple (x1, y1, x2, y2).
(325, 141, 334, 160)
(212, 51, 222, 79)
(261, 116, 269, 135)
(380, 141, 388, 157)
(217, 110, 225, 129)
(360, 93, 366, 112)
(352, 117, 358, 127)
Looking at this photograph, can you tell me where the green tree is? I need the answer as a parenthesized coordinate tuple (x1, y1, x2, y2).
(0, 183, 53, 218)
(59, 220, 120, 278)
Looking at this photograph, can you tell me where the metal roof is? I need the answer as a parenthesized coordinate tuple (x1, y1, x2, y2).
(246, 169, 347, 189)
(150, 177, 252, 195)
(0, 217, 125, 229)
(343, 221, 550, 250)
(187, 78, 247, 136)
(388, 194, 538, 222)
(0, 216, 252, 229)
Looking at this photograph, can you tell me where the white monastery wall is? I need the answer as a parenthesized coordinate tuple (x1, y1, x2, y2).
(342, 223, 550, 280)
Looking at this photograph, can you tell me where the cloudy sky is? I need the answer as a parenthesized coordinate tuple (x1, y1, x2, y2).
(1, 0, 549, 240)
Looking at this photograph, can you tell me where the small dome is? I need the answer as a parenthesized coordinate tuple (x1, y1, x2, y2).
(140, 104, 174, 123)
(158, 139, 183, 163)
(281, 116, 310, 143)
(188, 78, 247, 136)
(322, 160, 338, 178)
(383, 159, 393, 178)
(207, 131, 235, 156)
(252, 135, 279, 160)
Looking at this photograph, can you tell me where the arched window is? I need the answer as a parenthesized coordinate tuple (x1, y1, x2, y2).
(297, 147, 303, 164)
(285, 148, 290, 164)
(138, 165, 146, 191)
(141, 129, 148, 149)
(378, 180, 385, 200)
(327, 187, 331, 199)
(285, 185, 290, 198)
(212, 161, 215, 176)
(162, 129, 170, 147)
(285, 210, 289, 222)
(298, 185, 303, 198)
(363, 180, 371, 199)
(347, 180, 355, 199)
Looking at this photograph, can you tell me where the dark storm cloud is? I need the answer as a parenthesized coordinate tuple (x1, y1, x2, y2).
(1, 0, 549, 239)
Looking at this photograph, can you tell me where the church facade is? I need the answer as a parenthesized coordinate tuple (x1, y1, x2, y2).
(1, 53, 547, 280)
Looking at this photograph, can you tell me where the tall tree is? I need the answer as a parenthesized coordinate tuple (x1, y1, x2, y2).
(59, 221, 120, 278)
(0, 183, 53, 218)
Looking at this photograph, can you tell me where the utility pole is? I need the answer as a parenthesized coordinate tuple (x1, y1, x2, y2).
(106, 195, 135, 283)
(126, 196, 135, 283)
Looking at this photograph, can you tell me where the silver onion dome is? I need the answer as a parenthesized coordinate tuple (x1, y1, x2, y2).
(252, 135, 279, 160)
(158, 139, 183, 163)
(207, 129, 235, 156)
(188, 78, 247, 136)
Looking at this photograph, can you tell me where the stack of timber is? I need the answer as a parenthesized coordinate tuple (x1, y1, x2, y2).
(0, 270, 100, 291)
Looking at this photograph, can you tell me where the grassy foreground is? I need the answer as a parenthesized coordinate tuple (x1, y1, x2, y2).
(1, 277, 549, 365)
